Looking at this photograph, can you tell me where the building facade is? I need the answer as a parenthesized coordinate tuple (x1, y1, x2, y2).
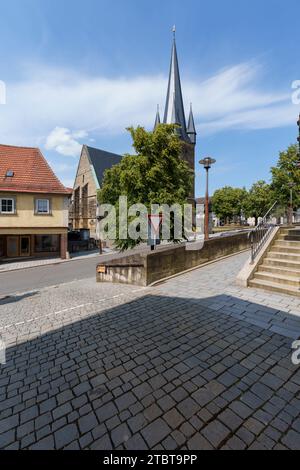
(69, 145, 122, 239)
(0, 145, 71, 261)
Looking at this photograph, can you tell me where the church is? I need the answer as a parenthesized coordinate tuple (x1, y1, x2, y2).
(70, 32, 197, 238)
(154, 29, 197, 204)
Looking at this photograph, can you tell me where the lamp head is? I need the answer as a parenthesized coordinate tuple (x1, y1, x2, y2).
(199, 157, 216, 170)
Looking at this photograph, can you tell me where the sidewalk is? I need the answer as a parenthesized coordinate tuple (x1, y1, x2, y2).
(0, 249, 112, 273)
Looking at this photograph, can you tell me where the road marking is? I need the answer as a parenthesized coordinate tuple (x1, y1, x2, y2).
(0, 288, 147, 332)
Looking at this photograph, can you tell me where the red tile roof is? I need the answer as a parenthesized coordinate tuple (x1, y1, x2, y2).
(0, 144, 72, 195)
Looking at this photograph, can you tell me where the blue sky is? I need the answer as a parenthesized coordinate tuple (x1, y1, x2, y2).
(0, 0, 299, 195)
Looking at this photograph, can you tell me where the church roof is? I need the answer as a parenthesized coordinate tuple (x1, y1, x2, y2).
(85, 145, 122, 186)
(187, 105, 196, 135)
(163, 34, 189, 141)
(154, 105, 161, 130)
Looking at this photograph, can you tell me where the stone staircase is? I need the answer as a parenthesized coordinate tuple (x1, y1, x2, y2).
(249, 227, 300, 296)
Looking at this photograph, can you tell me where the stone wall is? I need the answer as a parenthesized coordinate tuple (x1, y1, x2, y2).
(97, 232, 250, 287)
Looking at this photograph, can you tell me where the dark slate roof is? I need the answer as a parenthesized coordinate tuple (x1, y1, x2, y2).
(85, 145, 123, 185)
(154, 106, 161, 130)
(163, 37, 189, 142)
(187, 105, 196, 135)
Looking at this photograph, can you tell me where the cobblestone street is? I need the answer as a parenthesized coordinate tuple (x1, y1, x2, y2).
(0, 252, 300, 450)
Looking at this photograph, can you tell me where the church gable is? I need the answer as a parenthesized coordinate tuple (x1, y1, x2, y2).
(73, 146, 98, 196)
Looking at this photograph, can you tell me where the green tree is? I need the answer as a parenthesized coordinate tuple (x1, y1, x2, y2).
(98, 124, 193, 251)
(245, 180, 275, 224)
(271, 144, 300, 209)
(211, 186, 248, 224)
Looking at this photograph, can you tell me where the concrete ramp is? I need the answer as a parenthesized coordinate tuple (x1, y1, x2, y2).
(97, 233, 250, 286)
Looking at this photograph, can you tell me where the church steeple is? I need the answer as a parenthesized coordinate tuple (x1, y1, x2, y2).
(153, 27, 196, 202)
(163, 26, 189, 141)
(187, 104, 197, 145)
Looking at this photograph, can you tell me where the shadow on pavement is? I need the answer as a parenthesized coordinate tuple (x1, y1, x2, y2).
(0, 291, 39, 306)
(0, 293, 299, 450)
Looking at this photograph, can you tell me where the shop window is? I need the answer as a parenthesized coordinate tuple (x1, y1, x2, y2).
(34, 235, 59, 253)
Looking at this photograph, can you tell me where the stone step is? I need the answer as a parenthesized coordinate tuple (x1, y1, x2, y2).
(254, 271, 300, 287)
(258, 264, 300, 278)
(249, 278, 300, 297)
(272, 244, 300, 254)
(278, 235, 300, 242)
(273, 239, 300, 247)
(263, 258, 300, 269)
(267, 251, 300, 261)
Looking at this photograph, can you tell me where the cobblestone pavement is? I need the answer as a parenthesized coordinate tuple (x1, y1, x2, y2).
(0, 252, 299, 450)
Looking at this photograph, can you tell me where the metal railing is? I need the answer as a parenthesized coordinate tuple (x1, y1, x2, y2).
(249, 201, 279, 264)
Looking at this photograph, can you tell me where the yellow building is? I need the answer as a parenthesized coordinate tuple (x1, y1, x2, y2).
(0, 144, 72, 261)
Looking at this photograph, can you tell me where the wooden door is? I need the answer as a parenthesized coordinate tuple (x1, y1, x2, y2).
(7, 236, 19, 257)
(20, 236, 31, 257)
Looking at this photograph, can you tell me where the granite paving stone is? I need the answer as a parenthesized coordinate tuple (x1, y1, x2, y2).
(0, 252, 300, 449)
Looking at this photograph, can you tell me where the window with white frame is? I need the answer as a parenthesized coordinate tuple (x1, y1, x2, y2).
(35, 199, 50, 214)
(0, 198, 15, 214)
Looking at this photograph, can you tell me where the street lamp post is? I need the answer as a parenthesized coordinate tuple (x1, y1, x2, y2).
(199, 157, 216, 241)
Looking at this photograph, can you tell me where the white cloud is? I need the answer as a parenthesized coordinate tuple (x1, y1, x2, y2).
(185, 62, 296, 135)
(45, 127, 87, 157)
(0, 60, 297, 151)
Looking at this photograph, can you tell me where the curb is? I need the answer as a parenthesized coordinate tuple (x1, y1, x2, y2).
(0, 251, 112, 275)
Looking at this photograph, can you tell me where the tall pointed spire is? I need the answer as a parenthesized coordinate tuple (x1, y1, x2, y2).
(163, 27, 188, 141)
(187, 104, 197, 145)
(154, 105, 161, 130)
